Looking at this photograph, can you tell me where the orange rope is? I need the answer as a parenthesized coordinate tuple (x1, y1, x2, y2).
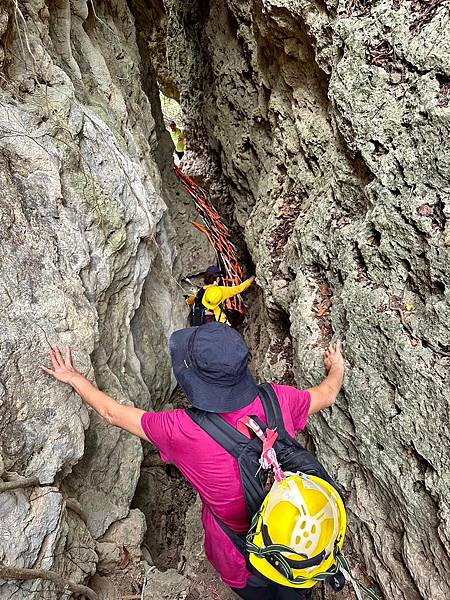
(175, 165, 245, 316)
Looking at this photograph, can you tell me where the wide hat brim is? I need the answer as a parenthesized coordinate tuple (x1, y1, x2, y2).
(169, 326, 259, 413)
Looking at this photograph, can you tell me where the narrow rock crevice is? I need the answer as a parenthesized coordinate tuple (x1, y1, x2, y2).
(142, 1, 450, 599)
(1, 1, 450, 599)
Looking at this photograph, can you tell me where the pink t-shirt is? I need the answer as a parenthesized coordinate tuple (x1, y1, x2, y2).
(141, 384, 311, 589)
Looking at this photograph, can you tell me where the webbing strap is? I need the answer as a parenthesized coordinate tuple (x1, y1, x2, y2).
(257, 383, 288, 436)
(186, 408, 248, 458)
(216, 302, 228, 324)
(249, 414, 267, 431)
(186, 383, 283, 457)
(336, 552, 380, 600)
(246, 511, 324, 573)
(260, 523, 325, 569)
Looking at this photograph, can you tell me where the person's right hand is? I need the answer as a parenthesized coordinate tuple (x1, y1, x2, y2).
(324, 340, 344, 373)
(248, 275, 256, 284)
(42, 346, 81, 386)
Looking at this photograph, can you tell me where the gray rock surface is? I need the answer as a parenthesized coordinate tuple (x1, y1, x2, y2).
(100, 508, 147, 562)
(146, 1, 450, 598)
(0, 0, 210, 597)
(2, 0, 450, 598)
(95, 541, 123, 575)
(143, 567, 189, 600)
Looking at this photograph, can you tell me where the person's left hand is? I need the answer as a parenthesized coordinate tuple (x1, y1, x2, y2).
(42, 346, 80, 385)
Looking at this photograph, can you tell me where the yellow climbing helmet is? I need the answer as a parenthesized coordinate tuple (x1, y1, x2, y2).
(202, 286, 224, 310)
(247, 473, 346, 589)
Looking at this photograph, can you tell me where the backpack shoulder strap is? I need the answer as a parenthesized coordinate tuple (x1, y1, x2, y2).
(186, 408, 249, 458)
(258, 383, 287, 436)
(194, 287, 206, 305)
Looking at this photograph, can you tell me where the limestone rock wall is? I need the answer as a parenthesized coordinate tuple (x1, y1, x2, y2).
(0, 1, 210, 597)
(147, 1, 450, 598)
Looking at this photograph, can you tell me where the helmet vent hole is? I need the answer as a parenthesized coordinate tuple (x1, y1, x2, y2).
(311, 525, 316, 534)
(300, 521, 306, 529)
(305, 541, 312, 549)
(295, 536, 301, 545)
(303, 532, 309, 538)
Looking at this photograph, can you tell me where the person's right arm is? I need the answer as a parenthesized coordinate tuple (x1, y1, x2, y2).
(42, 347, 148, 440)
(186, 293, 196, 306)
(307, 341, 345, 415)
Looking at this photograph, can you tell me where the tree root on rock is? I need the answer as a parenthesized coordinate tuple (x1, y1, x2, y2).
(0, 475, 39, 494)
(0, 563, 98, 600)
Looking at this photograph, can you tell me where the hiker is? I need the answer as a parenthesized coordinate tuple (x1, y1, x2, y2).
(169, 120, 186, 160)
(201, 264, 224, 286)
(42, 324, 345, 600)
(186, 267, 255, 325)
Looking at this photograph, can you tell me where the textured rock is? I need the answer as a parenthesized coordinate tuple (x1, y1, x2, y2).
(95, 542, 123, 575)
(0, 488, 65, 597)
(0, 0, 210, 597)
(146, 1, 450, 598)
(3, 0, 450, 598)
(143, 567, 189, 600)
(132, 446, 197, 568)
(0, 487, 97, 598)
(89, 574, 122, 600)
(100, 508, 147, 562)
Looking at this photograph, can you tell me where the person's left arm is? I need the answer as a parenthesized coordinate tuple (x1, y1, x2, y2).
(42, 347, 148, 440)
(219, 275, 255, 300)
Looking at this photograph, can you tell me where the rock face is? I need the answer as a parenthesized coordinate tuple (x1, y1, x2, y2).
(0, 1, 211, 598)
(2, 0, 450, 599)
(147, 1, 450, 598)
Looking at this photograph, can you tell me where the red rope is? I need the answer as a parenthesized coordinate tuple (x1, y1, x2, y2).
(174, 165, 245, 316)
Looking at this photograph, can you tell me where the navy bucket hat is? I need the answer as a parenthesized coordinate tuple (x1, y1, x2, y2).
(169, 322, 259, 412)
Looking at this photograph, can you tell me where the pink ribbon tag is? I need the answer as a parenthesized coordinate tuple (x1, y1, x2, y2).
(241, 418, 286, 482)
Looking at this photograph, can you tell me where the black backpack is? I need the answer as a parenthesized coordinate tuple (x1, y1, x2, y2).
(192, 288, 207, 326)
(187, 383, 346, 593)
(191, 287, 230, 326)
